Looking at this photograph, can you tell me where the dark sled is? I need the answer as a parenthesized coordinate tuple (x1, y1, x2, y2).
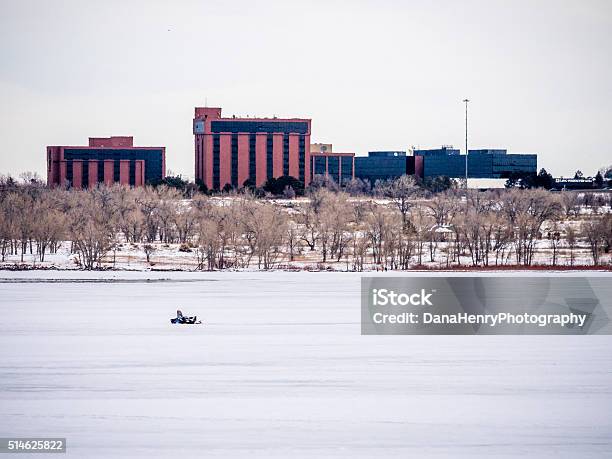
(170, 316, 201, 325)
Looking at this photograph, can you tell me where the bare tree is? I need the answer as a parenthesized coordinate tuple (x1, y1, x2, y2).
(365, 203, 393, 267)
(582, 219, 604, 265)
(317, 192, 352, 262)
(253, 204, 287, 269)
(175, 205, 198, 244)
(380, 175, 419, 230)
(156, 186, 182, 243)
(143, 244, 156, 264)
(409, 203, 431, 266)
(194, 219, 220, 271)
(32, 196, 65, 262)
(343, 178, 371, 196)
(502, 189, 562, 266)
(135, 187, 162, 243)
(560, 191, 581, 218)
(602, 214, 612, 257)
(285, 222, 300, 262)
(427, 191, 459, 226)
(68, 190, 115, 269)
(565, 225, 577, 266)
(546, 222, 562, 266)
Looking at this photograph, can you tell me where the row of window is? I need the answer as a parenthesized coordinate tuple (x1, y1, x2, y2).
(63, 148, 163, 183)
(210, 120, 309, 134)
(311, 156, 355, 183)
(62, 159, 142, 187)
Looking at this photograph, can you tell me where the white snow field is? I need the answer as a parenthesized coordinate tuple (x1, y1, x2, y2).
(0, 271, 611, 458)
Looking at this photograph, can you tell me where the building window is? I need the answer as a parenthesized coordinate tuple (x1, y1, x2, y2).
(283, 134, 289, 176)
(231, 133, 238, 188)
(299, 135, 305, 182)
(213, 134, 220, 190)
(113, 159, 120, 182)
(266, 134, 273, 180)
(328, 156, 340, 183)
(249, 134, 256, 184)
(98, 160, 104, 183)
(82, 160, 89, 188)
(341, 156, 353, 184)
(66, 160, 73, 187)
(314, 156, 326, 176)
(129, 159, 136, 186)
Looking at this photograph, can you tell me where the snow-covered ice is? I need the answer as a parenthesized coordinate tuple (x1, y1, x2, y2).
(0, 271, 611, 458)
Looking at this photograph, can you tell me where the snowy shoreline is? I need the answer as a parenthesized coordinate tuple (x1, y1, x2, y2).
(1, 268, 611, 281)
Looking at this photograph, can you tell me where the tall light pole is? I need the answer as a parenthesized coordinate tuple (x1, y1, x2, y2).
(463, 98, 469, 190)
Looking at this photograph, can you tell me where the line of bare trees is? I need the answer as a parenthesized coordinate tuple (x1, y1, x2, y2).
(0, 176, 611, 270)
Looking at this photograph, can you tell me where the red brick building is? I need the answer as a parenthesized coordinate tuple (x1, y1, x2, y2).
(47, 136, 165, 188)
(193, 107, 311, 190)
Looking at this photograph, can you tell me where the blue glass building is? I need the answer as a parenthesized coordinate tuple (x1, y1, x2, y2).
(355, 151, 408, 184)
(413, 148, 537, 179)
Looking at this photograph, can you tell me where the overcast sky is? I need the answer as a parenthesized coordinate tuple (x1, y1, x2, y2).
(1, 0, 611, 179)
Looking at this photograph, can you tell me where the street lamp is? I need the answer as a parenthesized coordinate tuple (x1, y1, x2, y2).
(463, 98, 469, 189)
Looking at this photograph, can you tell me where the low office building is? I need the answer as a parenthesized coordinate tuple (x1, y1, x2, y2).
(193, 107, 311, 190)
(413, 147, 537, 179)
(354, 147, 535, 183)
(552, 177, 596, 190)
(47, 136, 165, 188)
(355, 151, 424, 184)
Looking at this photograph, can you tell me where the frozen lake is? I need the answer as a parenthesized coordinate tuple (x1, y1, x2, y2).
(1, 271, 611, 458)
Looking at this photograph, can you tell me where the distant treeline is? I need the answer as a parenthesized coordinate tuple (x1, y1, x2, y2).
(0, 174, 611, 270)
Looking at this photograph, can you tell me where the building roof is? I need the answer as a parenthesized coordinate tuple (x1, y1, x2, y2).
(194, 106, 310, 122)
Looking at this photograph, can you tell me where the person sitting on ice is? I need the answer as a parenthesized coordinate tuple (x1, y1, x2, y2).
(173, 309, 200, 324)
